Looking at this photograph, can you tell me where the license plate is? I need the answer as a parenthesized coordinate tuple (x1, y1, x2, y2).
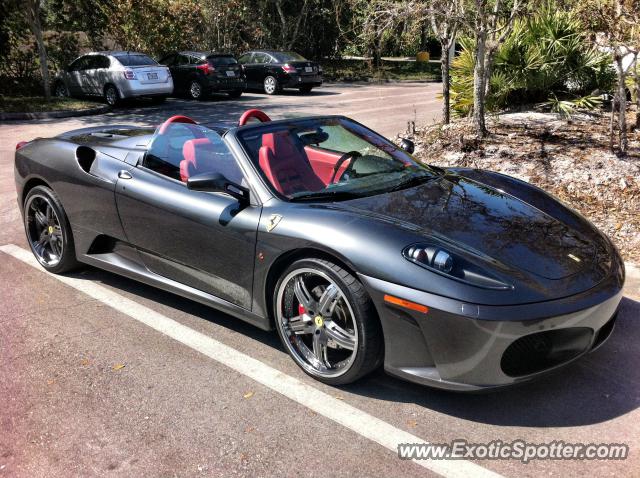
(305, 66, 313, 73)
(147, 72, 158, 80)
(225, 70, 235, 77)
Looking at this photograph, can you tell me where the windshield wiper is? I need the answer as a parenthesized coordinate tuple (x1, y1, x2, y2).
(388, 174, 435, 193)
(290, 190, 363, 202)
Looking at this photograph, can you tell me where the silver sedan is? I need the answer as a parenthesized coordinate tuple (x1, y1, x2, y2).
(53, 51, 173, 106)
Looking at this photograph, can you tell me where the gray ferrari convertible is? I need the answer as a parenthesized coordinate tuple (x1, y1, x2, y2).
(13, 109, 624, 391)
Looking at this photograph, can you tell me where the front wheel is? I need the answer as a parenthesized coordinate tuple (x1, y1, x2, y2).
(24, 185, 79, 274)
(263, 75, 280, 95)
(273, 258, 383, 385)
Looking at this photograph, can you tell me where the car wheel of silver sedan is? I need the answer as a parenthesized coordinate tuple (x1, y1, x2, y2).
(54, 82, 69, 98)
(274, 258, 383, 385)
(104, 84, 120, 106)
(263, 75, 280, 95)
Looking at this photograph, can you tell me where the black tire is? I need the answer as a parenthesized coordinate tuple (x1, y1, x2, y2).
(188, 79, 206, 100)
(228, 89, 243, 99)
(54, 81, 69, 98)
(299, 85, 313, 94)
(263, 75, 280, 95)
(23, 185, 79, 274)
(273, 257, 383, 385)
(104, 84, 120, 106)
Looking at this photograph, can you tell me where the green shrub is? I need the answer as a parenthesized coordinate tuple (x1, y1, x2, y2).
(450, 6, 615, 116)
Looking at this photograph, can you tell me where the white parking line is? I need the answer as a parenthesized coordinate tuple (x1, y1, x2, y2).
(1, 243, 503, 478)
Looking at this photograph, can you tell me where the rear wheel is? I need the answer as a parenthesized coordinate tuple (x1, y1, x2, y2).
(228, 89, 243, 99)
(263, 75, 280, 95)
(104, 84, 120, 106)
(23, 185, 79, 274)
(54, 81, 69, 98)
(188, 79, 206, 100)
(273, 258, 383, 385)
(299, 85, 313, 94)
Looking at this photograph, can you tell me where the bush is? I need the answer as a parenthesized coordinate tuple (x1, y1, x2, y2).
(450, 6, 615, 117)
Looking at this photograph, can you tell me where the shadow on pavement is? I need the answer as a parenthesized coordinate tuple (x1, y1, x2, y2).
(68, 265, 640, 429)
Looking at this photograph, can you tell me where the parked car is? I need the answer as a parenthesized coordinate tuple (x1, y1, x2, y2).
(14, 109, 623, 390)
(53, 51, 173, 106)
(237, 50, 322, 95)
(158, 51, 246, 100)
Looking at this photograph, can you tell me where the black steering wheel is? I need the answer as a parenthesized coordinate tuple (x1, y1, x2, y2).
(330, 151, 362, 184)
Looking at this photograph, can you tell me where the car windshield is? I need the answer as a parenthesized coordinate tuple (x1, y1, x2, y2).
(237, 117, 439, 201)
(115, 53, 158, 66)
(274, 51, 307, 62)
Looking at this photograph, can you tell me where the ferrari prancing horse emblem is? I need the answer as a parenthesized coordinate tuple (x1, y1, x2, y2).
(266, 214, 283, 232)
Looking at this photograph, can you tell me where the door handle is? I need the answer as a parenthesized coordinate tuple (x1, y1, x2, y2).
(118, 170, 132, 179)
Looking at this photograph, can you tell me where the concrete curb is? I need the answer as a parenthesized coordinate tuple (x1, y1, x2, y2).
(0, 105, 110, 121)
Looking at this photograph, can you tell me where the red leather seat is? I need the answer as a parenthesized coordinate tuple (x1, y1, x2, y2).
(258, 132, 325, 196)
(180, 138, 218, 182)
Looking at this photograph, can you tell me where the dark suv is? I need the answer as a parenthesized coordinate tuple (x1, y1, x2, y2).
(158, 51, 246, 100)
(237, 50, 322, 95)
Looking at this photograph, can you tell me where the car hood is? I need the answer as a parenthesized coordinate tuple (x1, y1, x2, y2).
(338, 174, 599, 280)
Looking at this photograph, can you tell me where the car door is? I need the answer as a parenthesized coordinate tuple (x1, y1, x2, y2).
(238, 53, 260, 88)
(91, 55, 111, 95)
(66, 57, 87, 95)
(114, 122, 261, 309)
(158, 53, 178, 90)
(172, 54, 192, 92)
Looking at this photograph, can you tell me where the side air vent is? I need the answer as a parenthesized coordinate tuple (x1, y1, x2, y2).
(76, 146, 97, 173)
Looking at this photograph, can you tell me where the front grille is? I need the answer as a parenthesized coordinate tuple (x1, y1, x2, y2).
(501, 328, 592, 377)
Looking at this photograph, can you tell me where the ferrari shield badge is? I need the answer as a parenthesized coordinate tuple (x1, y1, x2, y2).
(266, 214, 283, 232)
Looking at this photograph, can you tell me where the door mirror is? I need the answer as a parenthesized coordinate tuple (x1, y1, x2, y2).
(187, 172, 249, 202)
(400, 138, 415, 154)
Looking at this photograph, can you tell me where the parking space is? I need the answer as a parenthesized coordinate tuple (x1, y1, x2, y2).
(1, 82, 639, 477)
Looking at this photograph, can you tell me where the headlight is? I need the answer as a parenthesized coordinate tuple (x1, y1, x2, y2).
(403, 243, 512, 290)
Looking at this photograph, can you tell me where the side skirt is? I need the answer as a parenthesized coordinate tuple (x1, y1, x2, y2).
(78, 251, 272, 331)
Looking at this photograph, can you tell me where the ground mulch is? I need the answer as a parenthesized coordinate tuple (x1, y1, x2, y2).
(404, 111, 640, 265)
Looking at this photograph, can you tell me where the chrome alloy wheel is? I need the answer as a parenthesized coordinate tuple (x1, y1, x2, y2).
(263, 76, 278, 95)
(189, 80, 202, 99)
(276, 268, 358, 378)
(25, 194, 64, 267)
(105, 85, 118, 106)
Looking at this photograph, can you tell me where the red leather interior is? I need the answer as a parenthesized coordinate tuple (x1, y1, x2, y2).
(239, 109, 272, 126)
(258, 132, 325, 195)
(158, 115, 198, 135)
(180, 138, 217, 182)
(304, 146, 350, 184)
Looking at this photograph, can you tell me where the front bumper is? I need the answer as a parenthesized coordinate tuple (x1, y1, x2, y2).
(360, 271, 623, 391)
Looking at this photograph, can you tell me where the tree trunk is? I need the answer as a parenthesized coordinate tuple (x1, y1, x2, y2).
(27, 1, 51, 101)
(614, 54, 627, 155)
(473, 31, 488, 137)
(440, 40, 450, 124)
(634, 61, 640, 129)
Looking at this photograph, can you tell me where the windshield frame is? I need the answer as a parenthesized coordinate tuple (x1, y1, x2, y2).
(233, 115, 440, 203)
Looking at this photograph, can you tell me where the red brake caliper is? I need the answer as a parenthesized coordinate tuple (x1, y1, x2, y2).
(298, 304, 306, 316)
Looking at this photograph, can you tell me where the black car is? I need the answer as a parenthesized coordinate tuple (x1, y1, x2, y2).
(158, 51, 246, 100)
(237, 50, 322, 95)
(13, 110, 623, 390)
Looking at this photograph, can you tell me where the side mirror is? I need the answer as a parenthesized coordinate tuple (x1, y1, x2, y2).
(187, 172, 249, 203)
(400, 138, 415, 154)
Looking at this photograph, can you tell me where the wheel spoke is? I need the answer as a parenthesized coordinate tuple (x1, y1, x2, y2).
(34, 209, 47, 227)
(45, 204, 53, 223)
(318, 284, 340, 317)
(312, 331, 329, 368)
(324, 321, 356, 350)
(294, 276, 316, 313)
(287, 314, 314, 335)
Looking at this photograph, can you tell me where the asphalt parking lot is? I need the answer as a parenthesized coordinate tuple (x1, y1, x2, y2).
(1, 82, 639, 477)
